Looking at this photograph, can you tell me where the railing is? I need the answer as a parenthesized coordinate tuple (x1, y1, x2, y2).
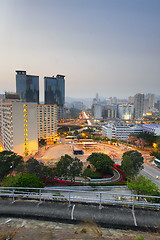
(0, 187, 160, 209)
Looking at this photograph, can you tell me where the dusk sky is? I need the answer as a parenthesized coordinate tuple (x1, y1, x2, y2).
(0, 0, 160, 101)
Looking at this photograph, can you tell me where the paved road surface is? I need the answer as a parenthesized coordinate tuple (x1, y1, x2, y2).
(140, 163, 160, 188)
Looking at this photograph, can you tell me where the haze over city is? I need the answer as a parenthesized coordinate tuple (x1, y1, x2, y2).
(0, 0, 160, 101)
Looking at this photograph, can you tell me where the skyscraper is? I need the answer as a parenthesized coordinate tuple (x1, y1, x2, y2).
(16, 70, 39, 103)
(134, 93, 144, 120)
(44, 74, 65, 120)
(44, 75, 65, 106)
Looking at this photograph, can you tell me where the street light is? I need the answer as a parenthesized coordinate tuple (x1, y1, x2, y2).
(153, 143, 158, 148)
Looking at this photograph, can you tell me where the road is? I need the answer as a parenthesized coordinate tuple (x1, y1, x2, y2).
(140, 163, 160, 188)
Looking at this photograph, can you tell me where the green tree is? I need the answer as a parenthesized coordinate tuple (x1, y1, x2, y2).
(127, 175, 160, 203)
(121, 150, 144, 178)
(87, 153, 114, 175)
(74, 130, 79, 136)
(135, 132, 158, 146)
(83, 167, 102, 179)
(0, 151, 24, 180)
(150, 150, 160, 159)
(38, 138, 46, 147)
(25, 158, 43, 176)
(25, 158, 55, 179)
(2, 173, 44, 188)
(56, 154, 83, 181)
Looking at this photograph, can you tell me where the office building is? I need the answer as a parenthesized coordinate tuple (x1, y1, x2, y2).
(16, 70, 39, 103)
(44, 74, 65, 120)
(102, 123, 143, 141)
(37, 104, 57, 143)
(142, 124, 160, 136)
(44, 75, 65, 106)
(0, 102, 38, 155)
(133, 93, 144, 120)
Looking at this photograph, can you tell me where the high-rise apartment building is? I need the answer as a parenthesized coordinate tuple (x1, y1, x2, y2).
(0, 102, 38, 155)
(133, 93, 144, 120)
(16, 70, 39, 103)
(118, 104, 134, 120)
(44, 74, 65, 120)
(37, 104, 57, 143)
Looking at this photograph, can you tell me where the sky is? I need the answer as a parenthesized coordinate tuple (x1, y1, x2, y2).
(0, 0, 160, 101)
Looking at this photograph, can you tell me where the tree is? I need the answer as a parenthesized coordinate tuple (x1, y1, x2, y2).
(121, 150, 144, 178)
(2, 173, 44, 188)
(25, 158, 55, 179)
(127, 175, 160, 203)
(39, 138, 46, 147)
(0, 151, 24, 180)
(56, 154, 83, 181)
(83, 167, 102, 179)
(69, 157, 83, 181)
(136, 132, 158, 146)
(150, 150, 160, 159)
(74, 130, 79, 136)
(87, 153, 114, 175)
(135, 138, 147, 149)
(127, 135, 137, 145)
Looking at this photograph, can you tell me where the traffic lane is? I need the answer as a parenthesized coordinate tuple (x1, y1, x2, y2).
(57, 190, 132, 202)
(140, 163, 160, 188)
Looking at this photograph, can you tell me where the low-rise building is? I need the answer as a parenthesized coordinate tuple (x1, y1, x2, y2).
(102, 123, 143, 141)
(142, 124, 160, 136)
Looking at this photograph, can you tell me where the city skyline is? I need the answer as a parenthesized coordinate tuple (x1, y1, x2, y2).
(0, 0, 160, 101)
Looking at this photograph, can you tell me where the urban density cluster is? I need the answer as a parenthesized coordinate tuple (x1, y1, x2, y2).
(0, 70, 160, 157)
(0, 70, 65, 155)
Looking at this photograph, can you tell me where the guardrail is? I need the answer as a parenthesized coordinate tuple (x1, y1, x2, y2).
(0, 187, 159, 209)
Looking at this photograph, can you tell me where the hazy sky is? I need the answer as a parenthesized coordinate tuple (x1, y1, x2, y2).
(0, 0, 160, 101)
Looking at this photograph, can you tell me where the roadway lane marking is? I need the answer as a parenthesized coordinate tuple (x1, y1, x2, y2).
(71, 204, 75, 220)
(21, 220, 26, 227)
(132, 209, 137, 227)
(5, 219, 12, 224)
(142, 168, 159, 178)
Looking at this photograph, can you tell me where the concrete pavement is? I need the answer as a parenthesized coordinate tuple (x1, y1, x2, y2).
(0, 200, 159, 230)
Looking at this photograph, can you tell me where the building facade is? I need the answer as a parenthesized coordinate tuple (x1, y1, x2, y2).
(134, 93, 144, 120)
(118, 104, 134, 120)
(16, 70, 39, 103)
(142, 124, 160, 136)
(0, 102, 38, 155)
(44, 74, 65, 120)
(37, 104, 57, 143)
(44, 75, 65, 106)
(102, 123, 143, 141)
